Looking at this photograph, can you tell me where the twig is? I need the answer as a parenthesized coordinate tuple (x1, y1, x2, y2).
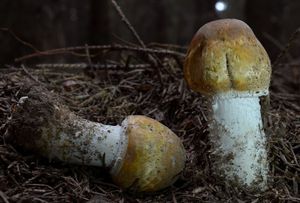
(21, 65, 44, 86)
(85, 44, 92, 67)
(112, 33, 139, 47)
(0, 27, 40, 52)
(272, 28, 300, 68)
(148, 42, 188, 51)
(110, 0, 164, 85)
(0, 191, 9, 203)
(263, 32, 293, 65)
(35, 63, 153, 70)
(172, 191, 178, 203)
(15, 44, 184, 62)
(110, 0, 145, 48)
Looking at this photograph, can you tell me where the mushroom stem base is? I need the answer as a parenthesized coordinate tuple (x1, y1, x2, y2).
(210, 95, 268, 190)
(49, 118, 127, 173)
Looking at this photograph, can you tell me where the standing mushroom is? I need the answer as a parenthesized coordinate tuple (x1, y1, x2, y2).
(184, 19, 271, 190)
(8, 86, 186, 192)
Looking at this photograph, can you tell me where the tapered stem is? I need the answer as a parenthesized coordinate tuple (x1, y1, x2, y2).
(9, 88, 186, 192)
(43, 115, 128, 174)
(47, 117, 127, 168)
(210, 94, 268, 189)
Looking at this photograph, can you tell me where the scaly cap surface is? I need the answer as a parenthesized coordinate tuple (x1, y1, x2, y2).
(112, 115, 186, 192)
(184, 19, 271, 95)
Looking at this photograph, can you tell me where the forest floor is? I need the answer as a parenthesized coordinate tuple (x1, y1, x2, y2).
(0, 41, 299, 202)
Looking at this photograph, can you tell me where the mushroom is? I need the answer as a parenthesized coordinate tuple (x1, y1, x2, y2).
(8, 86, 186, 192)
(184, 19, 271, 190)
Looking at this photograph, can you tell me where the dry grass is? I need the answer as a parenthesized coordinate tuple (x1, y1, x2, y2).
(0, 43, 299, 202)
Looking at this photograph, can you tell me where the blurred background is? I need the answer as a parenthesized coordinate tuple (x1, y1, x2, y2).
(1, 0, 300, 64)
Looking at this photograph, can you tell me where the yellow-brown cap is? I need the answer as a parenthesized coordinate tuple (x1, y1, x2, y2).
(184, 19, 271, 95)
(112, 115, 186, 192)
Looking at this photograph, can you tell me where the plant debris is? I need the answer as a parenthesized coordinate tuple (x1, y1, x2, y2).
(0, 40, 299, 202)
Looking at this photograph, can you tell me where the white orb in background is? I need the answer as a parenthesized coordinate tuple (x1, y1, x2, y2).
(215, 1, 227, 12)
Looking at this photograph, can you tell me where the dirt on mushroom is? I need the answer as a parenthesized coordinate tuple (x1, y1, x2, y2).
(7, 84, 57, 152)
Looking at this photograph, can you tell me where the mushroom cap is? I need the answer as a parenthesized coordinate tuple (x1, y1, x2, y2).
(112, 115, 186, 192)
(184, 19, 271, 96)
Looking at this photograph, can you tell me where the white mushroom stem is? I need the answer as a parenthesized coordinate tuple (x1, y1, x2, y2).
(209, 91, 268, 188)
(45, 115, 128, 175)
(11, 91, 186, 192)
(16, 97, 128, 175)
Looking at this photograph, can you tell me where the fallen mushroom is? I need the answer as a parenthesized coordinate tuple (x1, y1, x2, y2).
(8, 86, 186, 192)
(184, 19, 271, 190)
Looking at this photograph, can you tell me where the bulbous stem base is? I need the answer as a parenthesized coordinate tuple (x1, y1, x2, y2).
(210, 95, 268, 190)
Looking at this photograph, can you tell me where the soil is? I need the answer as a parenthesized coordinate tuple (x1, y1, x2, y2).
(0, 45, 299, 202)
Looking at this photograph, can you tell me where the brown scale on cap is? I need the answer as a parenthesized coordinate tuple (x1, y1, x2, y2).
(184, 19, 271, 95)
(112, 116, 186, 192)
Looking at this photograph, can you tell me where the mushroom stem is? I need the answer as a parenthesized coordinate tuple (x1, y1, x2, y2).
(42, 113, 128, 175)
(183, 19, 272, 190)
(8, 87, 186, 192)
(209, 91, 268, 188)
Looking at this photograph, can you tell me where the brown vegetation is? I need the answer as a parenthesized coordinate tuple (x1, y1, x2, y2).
(0, 1, 300, 202)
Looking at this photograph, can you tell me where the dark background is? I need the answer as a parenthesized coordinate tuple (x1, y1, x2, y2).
(1, 0, 300, 64)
